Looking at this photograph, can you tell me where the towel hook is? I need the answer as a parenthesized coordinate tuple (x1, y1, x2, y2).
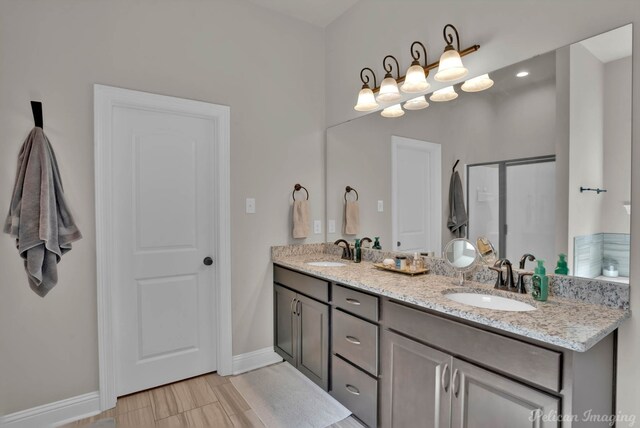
(344, 186, 359, 202)
(292, 183, 309, 201)
(452, 159, 460, 172)
(31, 101, 43, 129)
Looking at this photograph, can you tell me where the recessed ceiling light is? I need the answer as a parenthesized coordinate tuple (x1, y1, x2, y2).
(516, 71, 529, 78)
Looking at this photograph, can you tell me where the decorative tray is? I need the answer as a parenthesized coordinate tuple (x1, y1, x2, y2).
(373, 263, 429, 276)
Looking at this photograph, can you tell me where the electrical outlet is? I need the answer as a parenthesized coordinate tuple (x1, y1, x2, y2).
(328, 220, 336, 233)
(377, 200, 384, 212)
(314, 220, 322, 234)
(245, 198, 256, 214)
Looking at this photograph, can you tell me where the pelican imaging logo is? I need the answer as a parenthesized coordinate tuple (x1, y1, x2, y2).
(530, 409, 637, 426)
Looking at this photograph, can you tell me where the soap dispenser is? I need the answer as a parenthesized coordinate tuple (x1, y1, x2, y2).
(554, 253, 569, 275)
(353, 239, 362, 263)
(532, 260, 548, 302)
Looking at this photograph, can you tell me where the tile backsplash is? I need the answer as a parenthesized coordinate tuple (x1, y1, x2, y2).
(574, 233, 630, 278)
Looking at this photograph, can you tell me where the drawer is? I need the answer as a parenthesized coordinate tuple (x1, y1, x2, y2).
(333, 309, 378, 376)
(331, 355, 377, 428)
(383, 299, 562, 392)
(333, 284, 379, 321)
(274, 265, 329, 302)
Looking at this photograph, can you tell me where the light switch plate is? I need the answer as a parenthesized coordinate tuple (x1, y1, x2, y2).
(378, 200, 384, 212)
(328, 220, 336, 234)
(246, 198, 256, 214)
(314, 220, 322, 234)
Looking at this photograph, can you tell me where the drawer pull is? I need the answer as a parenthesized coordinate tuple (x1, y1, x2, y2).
(345, 298, 361, 306)
(345, 335, 361, 345)
(441, 363, 450, 393)
(345, 384, 360, 395)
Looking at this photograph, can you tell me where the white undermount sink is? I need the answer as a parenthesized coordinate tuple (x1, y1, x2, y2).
(445, 293, 536, 312)
(306, 261, 347, 267)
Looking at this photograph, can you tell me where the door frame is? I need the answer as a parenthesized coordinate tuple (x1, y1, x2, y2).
(94, 84, 232, 410)
(391, 135, 442, 253)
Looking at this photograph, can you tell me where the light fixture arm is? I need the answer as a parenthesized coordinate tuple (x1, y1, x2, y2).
(410, 41, 428, 66)
(359, 67, 377, 88)
(443, 24, 461, 52)
(383, 55, 401, 79)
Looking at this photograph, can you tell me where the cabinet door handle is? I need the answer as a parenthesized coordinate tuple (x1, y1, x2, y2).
(345, 298, 361, 306)
(290, 298, 297, 315)
(452, 369, 460, 398)
(296, 299, 301, 316)
(345, 336, 361, 345)
(441, 363, 450, 393)
(345, 384, 360, 395)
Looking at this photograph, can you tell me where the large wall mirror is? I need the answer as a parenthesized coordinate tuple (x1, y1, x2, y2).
(326, 24, 632, 284)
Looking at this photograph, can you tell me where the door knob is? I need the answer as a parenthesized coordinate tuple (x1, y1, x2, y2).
(203, 257, 213, 266)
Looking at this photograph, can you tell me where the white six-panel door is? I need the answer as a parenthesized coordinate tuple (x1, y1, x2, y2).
(111, 97, 218, 396)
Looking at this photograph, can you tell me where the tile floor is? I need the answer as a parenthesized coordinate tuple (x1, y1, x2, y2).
(63, 372, 363, 428)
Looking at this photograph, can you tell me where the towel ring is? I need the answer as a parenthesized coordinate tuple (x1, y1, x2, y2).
(293, 183, 309, 201)
(344, 186, 359, 202)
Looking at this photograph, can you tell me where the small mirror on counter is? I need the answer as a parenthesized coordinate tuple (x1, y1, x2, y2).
(476, 236, 497, 264)
(444, 239, 478, 285)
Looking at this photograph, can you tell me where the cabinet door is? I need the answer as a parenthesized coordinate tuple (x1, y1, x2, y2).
(296, 294, 329, 390)
(451, 358, 560, 428)
(274, 284, 297, 366)
(380, 329, 452, 428)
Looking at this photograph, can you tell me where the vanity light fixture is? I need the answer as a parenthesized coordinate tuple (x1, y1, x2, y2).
(381, 104, 405, 118)
(516, 71, 530, 78)
(377, 55, 402, 103)
(404, 95, 429, 110)
(461, 73, 494, 92)
(434, 24, 469, 82)
(401, 42, 431, 93)
(354, 67, 379, 111)
(430, 86, 458, 102)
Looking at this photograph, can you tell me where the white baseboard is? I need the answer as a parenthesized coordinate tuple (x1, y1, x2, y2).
(232, 347, 283, 375)
(1, 391, 101, 428)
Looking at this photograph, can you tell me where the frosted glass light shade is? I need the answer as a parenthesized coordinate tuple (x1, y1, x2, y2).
(461, 74, 494, 92)
(354, 87, 378, 111)
(381, 104, 404, 118)
(401, 64, 430, 93)
(404, 96, 429, 110)
(434, 49, 468, 82)
(430, 86, 458, 102)
(377, 76, 402, 102)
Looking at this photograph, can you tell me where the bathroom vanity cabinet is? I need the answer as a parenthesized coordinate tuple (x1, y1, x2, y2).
(273, 267, 330, 390)
(273, 263, 617, 428)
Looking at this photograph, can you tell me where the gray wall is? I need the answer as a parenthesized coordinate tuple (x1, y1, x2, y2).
(568, 43, 605, 269)
(602, 57, 632, 233)
(325, 0, 640, 421)
(0, 0, 325, 415)
(327, 75, 557, 252)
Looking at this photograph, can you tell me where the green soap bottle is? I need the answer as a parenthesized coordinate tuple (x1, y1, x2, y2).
(554, 253, 569, 275)
(532, 259, 548, 302)
(353, 239, 362, 263)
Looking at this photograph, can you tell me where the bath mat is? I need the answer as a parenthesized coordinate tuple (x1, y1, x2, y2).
(230, 362, 351, 428)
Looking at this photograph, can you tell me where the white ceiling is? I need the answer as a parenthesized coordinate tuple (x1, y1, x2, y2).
(247, 0, 359, 27)
(580, 24, 633, 63)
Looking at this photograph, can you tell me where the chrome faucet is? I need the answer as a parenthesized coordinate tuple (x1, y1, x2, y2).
(334, 239, 352, 260)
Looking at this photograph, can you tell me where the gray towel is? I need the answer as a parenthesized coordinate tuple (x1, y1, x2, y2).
(4, 128, 82, 297)
(447, 170, 468, 238)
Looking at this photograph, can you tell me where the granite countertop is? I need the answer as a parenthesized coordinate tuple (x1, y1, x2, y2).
(273, 253, 630, 352)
